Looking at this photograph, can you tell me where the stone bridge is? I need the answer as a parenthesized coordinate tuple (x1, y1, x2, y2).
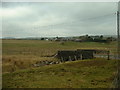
(56, 49, 110, 62)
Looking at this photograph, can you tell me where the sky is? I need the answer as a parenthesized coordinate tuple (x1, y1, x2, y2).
(1, 2, 118, 38)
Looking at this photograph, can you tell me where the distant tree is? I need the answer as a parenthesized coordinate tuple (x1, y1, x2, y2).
(56, 36, 59, 39)
(84, 35, 93, 42)
(100, 35, 103, 39)
(106, 37, 113, 43)
(86, 36, 93, 41)
(85, 34, 89, 38)
(41, 38, 45, 40)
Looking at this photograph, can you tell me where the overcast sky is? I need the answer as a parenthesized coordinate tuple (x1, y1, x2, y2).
(1, 2, 118, 38)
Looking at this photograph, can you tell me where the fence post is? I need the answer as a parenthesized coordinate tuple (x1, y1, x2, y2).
(107, 51, 110, 60)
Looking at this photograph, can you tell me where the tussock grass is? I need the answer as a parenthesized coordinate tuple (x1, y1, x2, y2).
(2, 55, 58, 73)
(3, 58, 117, 88)
(2, 40, 118, 88)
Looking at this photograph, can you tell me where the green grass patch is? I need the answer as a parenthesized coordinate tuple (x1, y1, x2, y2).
(3, 58, 117, 88)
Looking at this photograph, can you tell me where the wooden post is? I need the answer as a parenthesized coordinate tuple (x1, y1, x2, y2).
(117, 11, 120, 59)
(107, 51, 110, 60)
(117, 2, 120, 88)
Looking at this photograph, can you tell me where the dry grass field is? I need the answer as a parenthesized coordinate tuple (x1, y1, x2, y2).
(3, 58, 118, 88)
(2, 39, 118, 88)
(2, 40, 117, 73)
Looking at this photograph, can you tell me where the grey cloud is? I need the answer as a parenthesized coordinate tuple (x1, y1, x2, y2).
(2, 2, 117, 37)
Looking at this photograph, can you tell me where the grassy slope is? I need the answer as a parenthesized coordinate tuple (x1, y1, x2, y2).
(3, 58, 117, 88)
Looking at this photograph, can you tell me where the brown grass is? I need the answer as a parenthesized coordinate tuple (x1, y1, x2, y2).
(2, 40, 117, 73)
(2, 55, 58, 73)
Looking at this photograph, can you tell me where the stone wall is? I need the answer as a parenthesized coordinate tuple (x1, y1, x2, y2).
(57, 50, 81, 62)
(56, 49, 109, 62)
